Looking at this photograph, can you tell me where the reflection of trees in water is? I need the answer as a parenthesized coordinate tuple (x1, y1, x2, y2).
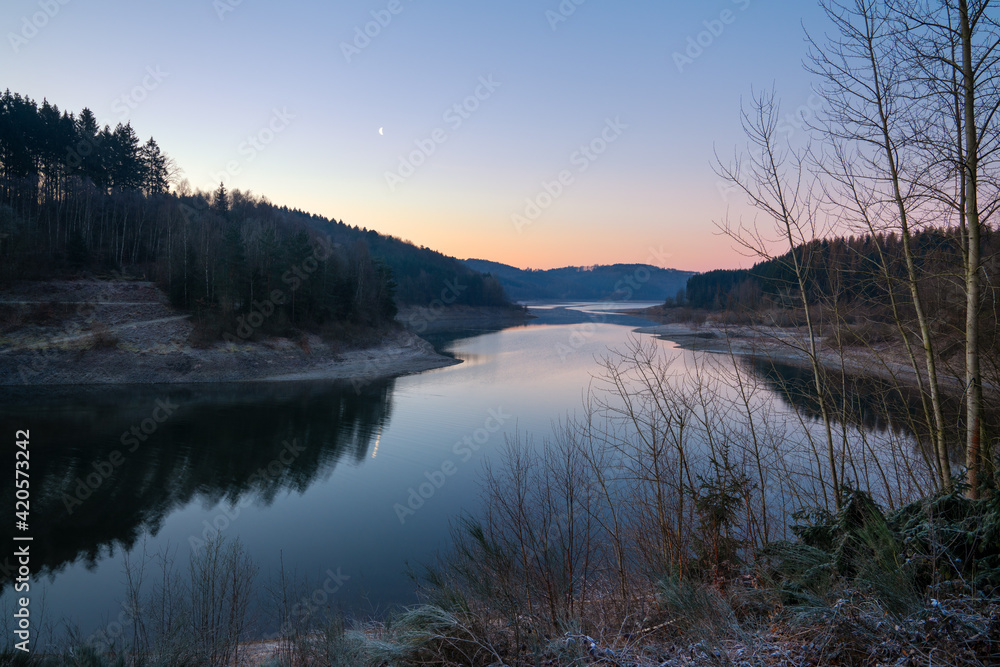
(745, 356, 993, 462)
(0, 380, 394, 590)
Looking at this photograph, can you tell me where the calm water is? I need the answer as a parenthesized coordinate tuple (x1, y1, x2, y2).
(0, 302, 930, 646)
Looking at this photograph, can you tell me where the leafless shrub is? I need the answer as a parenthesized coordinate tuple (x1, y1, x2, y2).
(188, 536, 257, 664)
(188, 317, 224, 348)
(58, 536, 257, 665)
(88, 322, 119, 349)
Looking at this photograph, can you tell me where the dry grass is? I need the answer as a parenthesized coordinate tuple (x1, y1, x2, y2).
(0, 300, 95, 333)
(824, 320, 898, 348)
(24, 300, 81, 326)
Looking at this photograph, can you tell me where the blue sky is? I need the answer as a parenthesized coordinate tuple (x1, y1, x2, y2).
(2, 0, 830, 271)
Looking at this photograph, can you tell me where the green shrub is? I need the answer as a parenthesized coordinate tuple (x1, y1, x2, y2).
(889, 487, 1000, 594)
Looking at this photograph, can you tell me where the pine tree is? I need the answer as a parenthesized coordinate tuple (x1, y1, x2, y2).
(109, 123, 143, 191)
(213, 182, 229, 218)
(140, 137, 168, 195)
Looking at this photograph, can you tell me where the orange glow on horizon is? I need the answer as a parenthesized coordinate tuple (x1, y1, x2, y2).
(328, 210, 747, 273)
(263, 182, 753, 275)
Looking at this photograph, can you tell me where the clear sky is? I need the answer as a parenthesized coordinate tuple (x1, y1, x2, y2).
(1, 0, 830, 272)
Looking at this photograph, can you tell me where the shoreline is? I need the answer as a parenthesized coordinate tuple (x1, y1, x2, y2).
(395, 303, 533, 334)
(0, 328, 460, 386)
(633, 319, 977, 398)
(0, 279, 467, 386)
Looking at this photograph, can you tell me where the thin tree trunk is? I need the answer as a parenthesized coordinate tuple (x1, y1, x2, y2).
(959, 0, 984, 498)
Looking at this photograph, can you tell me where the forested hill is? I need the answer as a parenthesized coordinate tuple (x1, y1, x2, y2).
(464, 258, 693, 302)
(682, 229, 998, 313)
(303, 217, 508, 306)
(0, 91, 511, 336)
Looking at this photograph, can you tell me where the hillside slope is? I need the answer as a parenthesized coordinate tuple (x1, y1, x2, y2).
(464, 259, 693, 302)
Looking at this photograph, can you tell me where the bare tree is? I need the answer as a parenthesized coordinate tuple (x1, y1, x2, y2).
(890, 0, 1000, 496)
(716, 89, 843, 510)
(807, 0, 952, 491)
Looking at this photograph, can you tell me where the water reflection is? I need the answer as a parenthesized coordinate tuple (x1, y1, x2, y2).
(0, 380, 393, 591)
(747, 357, 995, 460)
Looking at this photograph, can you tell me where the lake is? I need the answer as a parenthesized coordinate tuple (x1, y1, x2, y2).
(0, 301, 929, 648)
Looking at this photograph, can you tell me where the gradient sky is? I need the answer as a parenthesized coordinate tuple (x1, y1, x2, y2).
(2, 0, 831, 272)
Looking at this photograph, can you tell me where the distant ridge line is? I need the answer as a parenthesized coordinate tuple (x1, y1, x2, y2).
(462, 258, 694, 302)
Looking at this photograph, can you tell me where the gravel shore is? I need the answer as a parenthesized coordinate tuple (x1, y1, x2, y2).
(633, 320, 976, 397)
(0, 280, 460, 386)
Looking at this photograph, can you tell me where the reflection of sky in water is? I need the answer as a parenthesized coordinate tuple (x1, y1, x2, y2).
(521, 301, 661, 312)
(4, 312, 675, 643)
(572, 301, 662, 312)
(1, 305, 930, 646)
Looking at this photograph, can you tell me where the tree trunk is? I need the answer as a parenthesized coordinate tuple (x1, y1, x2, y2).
(959, 0, 984, 498)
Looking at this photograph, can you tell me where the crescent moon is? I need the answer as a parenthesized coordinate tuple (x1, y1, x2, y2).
(379, 127, 384, 135)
